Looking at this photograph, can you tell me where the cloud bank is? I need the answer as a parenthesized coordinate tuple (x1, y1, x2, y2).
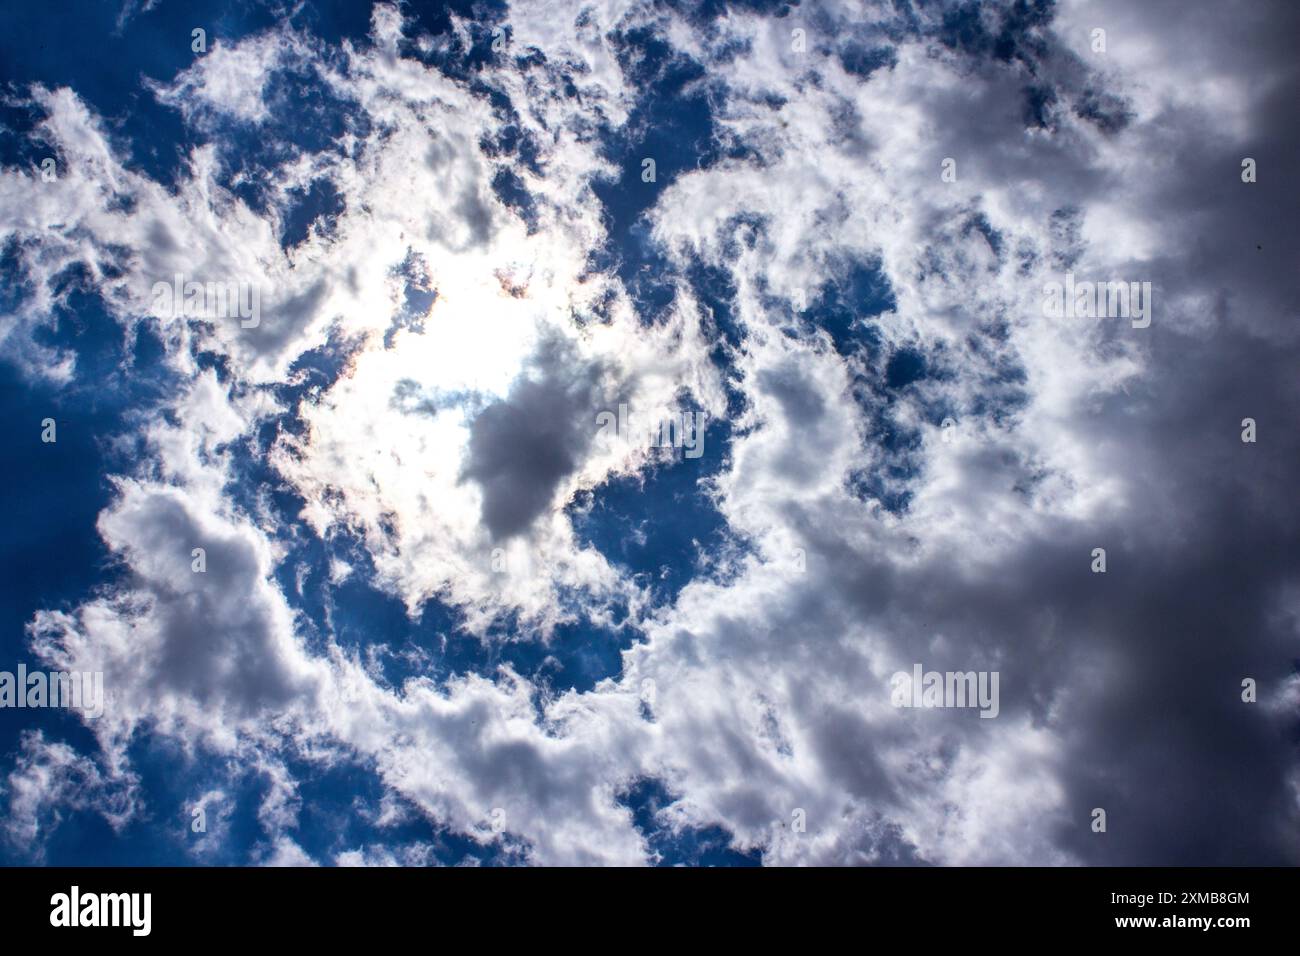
(1, 0, 1296, 866)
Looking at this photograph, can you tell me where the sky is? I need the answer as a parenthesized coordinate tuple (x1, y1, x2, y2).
(0, 0, 1296, 867)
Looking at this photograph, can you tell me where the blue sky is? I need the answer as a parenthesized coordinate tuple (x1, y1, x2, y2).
(0, 0, 1297, 866)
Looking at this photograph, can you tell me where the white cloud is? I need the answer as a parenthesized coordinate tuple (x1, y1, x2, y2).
(4, 0, 1297, 865)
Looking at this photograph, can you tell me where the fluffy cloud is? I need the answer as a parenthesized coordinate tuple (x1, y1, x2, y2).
(2, 0, 1296, 865)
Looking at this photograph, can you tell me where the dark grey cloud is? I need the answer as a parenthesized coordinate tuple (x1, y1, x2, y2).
(461, 333, 608, 540)
(641, 0, 1300, 864)
(6, 0, 1297, 867)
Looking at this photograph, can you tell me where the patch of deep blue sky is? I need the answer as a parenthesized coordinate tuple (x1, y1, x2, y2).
(1, 0, 1060, 864)
(0, 270, 175, 814)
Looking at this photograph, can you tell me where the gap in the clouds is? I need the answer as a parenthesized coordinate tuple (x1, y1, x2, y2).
(477, 598, 638, 701)
(0, 281, 173, 768)
(769, 255, 922, 515)
(275, 749, 526, 866)
(840, 308, 1032, 517)
(962, 211, 1005, 264)
(690, 256, 746, 353)
(967, 335, 1031, 428)
(0, 99, 58, 173)
(1022, 83, 1057, 131)
(0, 0, 377, 214)
(478, 95, 542, 176)
(309, 555, 640, 702)
(214, 66, 371, 221)
(490, 168, 540, 234)
(795, 0, 914, 72)
(846, 340, 931, 518)
(588, 24, 760, 327)
(660, 0, 795, 30)
(778, 255, 988, 518)
(802, 256, 896, 359)
(0, 0, 283, 190)
(689, 216, 769, 420)
(1074, 87, 1134, 134)
(619, 778, 762, 867)
(848, 429, 921, 515)
(588, 229, 756, 425)
(475, 67, 546, 235)
(32, 268, 173, 399)
(929, 0, 1068, 133)
(935, 0, 1055, 67)
(885, 348, 927, 390)
(19, 731, 525, 865)
(280, 0, 378, 48)
(281, 176, 346, 249)
(839, 41, 898, 79)
(384, 251, 438, 347)
(268, 325, 369, 431)
(394, 1, 508, 82)
(30, 735, 261, 866)
(566, 421, 748, 607)
(16, 789, 180, 867)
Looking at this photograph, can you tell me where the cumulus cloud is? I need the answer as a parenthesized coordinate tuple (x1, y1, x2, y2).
(1, 0, 1296, 866)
